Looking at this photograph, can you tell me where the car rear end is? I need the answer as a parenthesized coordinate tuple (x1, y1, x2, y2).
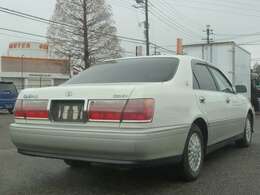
(0, 82, 18, 113)
(10, 57, 190, 165)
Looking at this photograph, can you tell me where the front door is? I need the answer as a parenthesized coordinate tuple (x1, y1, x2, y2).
(192, 63, 229, 145)
(209, 67, 244, 138)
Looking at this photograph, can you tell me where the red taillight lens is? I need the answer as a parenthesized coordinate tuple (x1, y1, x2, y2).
(88, 99, 155, 123)
(88, 100, 126, 122)
(122, 99, 155, 122)
(15, 100, 49, 119)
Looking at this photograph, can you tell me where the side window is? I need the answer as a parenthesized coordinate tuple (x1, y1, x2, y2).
(192, 64, 217, 91)
(193, 72, 200, 89)
(209, 67, 234, 93)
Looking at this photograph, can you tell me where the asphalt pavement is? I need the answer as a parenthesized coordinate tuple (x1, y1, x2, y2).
(1, 112, 260, 195)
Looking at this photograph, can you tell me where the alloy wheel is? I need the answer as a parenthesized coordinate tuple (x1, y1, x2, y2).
(188, 133, 202, 172)
(245, 118, 252, 143)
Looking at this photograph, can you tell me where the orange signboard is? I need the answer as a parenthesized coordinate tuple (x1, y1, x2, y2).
(8, 42, 48, 50)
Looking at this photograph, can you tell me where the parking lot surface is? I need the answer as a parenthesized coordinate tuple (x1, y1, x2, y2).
(1, 112, 260, 195)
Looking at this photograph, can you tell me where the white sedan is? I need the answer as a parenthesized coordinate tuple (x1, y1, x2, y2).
(10, 55, 254, 181)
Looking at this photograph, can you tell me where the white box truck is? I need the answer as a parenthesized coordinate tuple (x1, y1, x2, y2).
(184, 41, 251, 99)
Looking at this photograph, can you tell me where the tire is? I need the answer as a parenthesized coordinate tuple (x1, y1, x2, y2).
(181, 124, 204, 181)
(8, 109, 14, 114)
(64, 159, 90, 168)
(236, 115, 253, 148)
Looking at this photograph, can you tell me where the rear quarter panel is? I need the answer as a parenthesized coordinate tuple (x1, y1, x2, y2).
(120, 57, 200, 130)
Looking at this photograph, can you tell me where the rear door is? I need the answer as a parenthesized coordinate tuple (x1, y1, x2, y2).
(192, 62, 229, 145)
(209, 67, 244, 138)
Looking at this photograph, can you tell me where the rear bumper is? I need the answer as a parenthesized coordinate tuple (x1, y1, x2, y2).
(10, 123, 189, 165)
(18, 149, 182, 167)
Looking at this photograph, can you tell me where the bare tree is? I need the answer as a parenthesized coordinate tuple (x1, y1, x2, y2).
(47, 0, 122, 70)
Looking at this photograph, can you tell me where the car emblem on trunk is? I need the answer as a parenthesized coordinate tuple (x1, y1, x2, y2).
(65, 91, 73, 97)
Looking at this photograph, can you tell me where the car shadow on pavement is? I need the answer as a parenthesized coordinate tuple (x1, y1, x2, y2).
(18, 160, 186, 194)
(6, 140, 256, 195)
(205, 142, 249, 162)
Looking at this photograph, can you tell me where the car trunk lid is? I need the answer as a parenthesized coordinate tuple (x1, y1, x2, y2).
(20, 84, 136, 100)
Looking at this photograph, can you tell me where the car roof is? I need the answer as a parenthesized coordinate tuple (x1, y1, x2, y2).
(106, 55, 206, 63)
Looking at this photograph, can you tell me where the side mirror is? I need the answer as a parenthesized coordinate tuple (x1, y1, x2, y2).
(235, 85, 247, 93)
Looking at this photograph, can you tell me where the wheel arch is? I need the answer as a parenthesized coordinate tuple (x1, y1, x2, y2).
(192, 118, 208, 150)
(247, 109, 254, 131)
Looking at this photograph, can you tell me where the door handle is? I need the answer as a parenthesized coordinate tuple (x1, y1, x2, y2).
(226, 97, 231, 104)
(199, 96, 206, 103)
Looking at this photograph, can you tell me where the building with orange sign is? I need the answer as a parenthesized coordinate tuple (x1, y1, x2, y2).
(0, 42, 70, 91)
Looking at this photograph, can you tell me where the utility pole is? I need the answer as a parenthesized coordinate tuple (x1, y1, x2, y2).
(145, 0, 150, 56)
(203, 25, 214, 44)
(202, 25, 214, 62)
(21, 55, 24, 89)
(206, 25, 211, 44)
(135, 0, 150, 56)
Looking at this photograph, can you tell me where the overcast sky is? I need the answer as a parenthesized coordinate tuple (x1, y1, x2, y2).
(0, 0, 260, 64)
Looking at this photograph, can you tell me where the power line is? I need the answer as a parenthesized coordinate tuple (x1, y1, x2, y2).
(0, 26, 176, 54)
(0, 31, 43, 42)
(0, 6, 75, 28)
(0, 6, 176, 54)
(148, 3, 195, 40)
(109, 0, 137, 12)
(149, 12, 193, 42)
(0, 9, 50, 26)
(131, 0, 201, 45)
(0, 27, 48, 39)
(219, 0, 260, 7)
(170, 1, 260, 18)
(150, 0, 260, 43)
(0, 6, 147, 43)
(150, 43, 176, 54)
(239, 43, 260, 46)
(0, 27, 141, 45)
(152, 0, 202, 37)
(216, 32, 260, 37)
(159, 0, 204, 31)
(172, 0, 260, 14)
(215, 32, 260, 41)
(238, 39, 260, 45)
(150, 1, 202, 39)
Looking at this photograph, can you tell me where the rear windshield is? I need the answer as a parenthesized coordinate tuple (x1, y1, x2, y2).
(0, 83, 17, 93)
(65, 58, 179, 84)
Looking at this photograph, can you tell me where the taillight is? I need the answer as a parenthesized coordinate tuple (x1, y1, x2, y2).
(15, 100, 49, 119)
(88, 99, 155, 123)
(122, 99, 155, 122)
(88, 100, 126, 122)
